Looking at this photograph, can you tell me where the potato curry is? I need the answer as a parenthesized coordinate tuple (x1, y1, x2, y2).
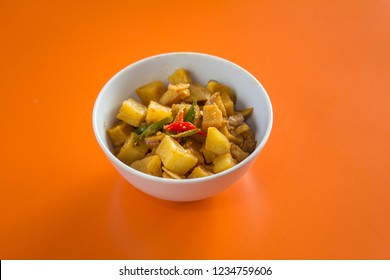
(106, 68, 256, 179)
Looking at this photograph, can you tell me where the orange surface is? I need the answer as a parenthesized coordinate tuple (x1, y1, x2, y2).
(1, 0, 389, 260)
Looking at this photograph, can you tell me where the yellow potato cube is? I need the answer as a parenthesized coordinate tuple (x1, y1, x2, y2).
(116, 133, 148, 165)
(205, 127, 231, 155)
(145, 101, 172, 124)
(116, 98, 147, 127)
(130, 155, 162, 177)
(220, 91, 235, 116)
(156, 136, 198, 175)
(202, 104, 224, 131)
(136, 80, 166, 105)
(206, 92, 227, 117)
(106, 122, 133, 147)
(213, 153, 237, 173)
(206, 80, 236, 103)
(188, 166, 214, 178)
(168, 68, 193, 84)
(159, 83, 190, 106)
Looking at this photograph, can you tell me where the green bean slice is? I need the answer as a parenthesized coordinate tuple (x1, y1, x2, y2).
(138, 116, 173, 139)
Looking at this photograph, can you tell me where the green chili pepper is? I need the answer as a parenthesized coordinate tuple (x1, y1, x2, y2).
(135, 122, 148, 135)
(184, 99, 197, 123)
(138, 116, 173, 139)
(169, 128, 201, 138)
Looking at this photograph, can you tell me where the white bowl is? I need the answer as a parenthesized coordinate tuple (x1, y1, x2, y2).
(92, 52, 273, 201)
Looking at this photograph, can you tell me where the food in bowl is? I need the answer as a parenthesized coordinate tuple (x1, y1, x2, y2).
(93, 52, 273, 201)
(106, 67, 257, 179)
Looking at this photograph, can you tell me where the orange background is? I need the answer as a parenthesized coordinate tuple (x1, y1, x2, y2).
(1, 0, 389, 259)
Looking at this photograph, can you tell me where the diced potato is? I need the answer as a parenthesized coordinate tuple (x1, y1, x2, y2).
(183, 84, 211, 102)
(202, 104, 224, 131)
(168, 68, 193, 84)
(130, 155, 162, 177)
(145, 101, 172, 124)
(159, 83, 190, 106)
(218, 125, 243, 146)
(206, 80, 236, 103)
(136, 80, 166, 105)
(108, 68, 258, 180)
(116, 133, 148, 165)
(188, 165, 214, 178)
(213, 153, 237, 173)
(206, 92, 227, 117)
(220, 91, 235, 116)
(106, 121, 133, 147)
(116, 98, 147, 127)
(205, 127, 231, 155)
(156, 136, 198, 175)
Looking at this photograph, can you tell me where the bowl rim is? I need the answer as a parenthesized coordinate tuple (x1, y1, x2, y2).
(92, 51, 273, 185)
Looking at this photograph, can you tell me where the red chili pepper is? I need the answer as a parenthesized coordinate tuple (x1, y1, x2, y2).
(164, 122, 206, 136)
(164, 122, 196, 132)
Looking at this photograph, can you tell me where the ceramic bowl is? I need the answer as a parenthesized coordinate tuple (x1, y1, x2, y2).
(92, 52, 273, 201)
